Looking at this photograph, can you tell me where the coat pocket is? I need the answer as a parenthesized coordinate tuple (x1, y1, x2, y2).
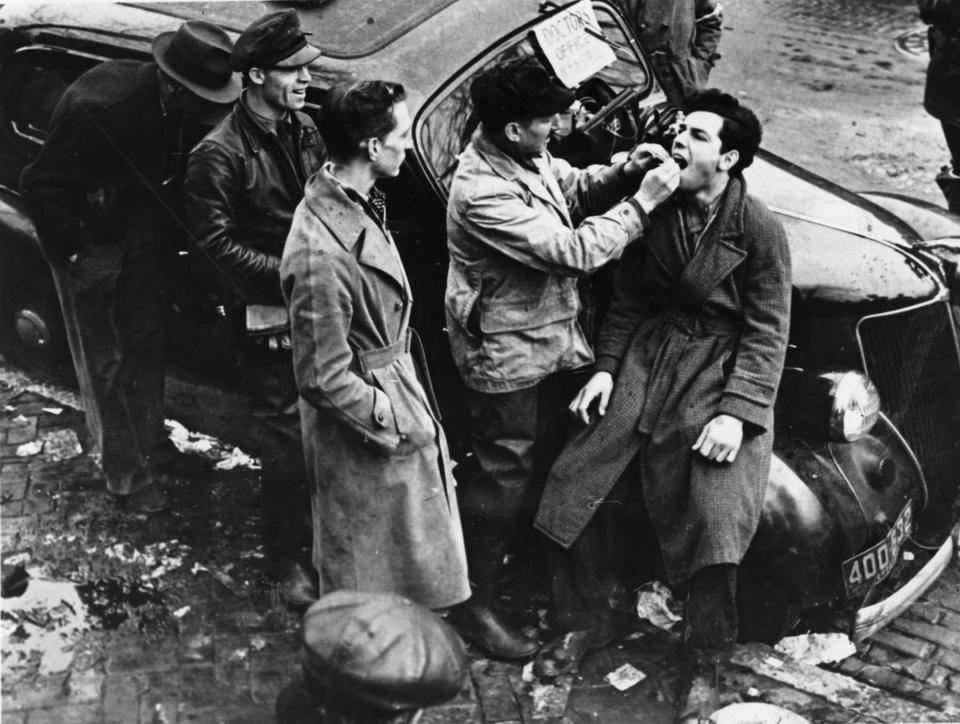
(370, 362, 436, 454)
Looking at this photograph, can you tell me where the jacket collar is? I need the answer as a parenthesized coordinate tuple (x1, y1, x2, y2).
(677, 175, 749, 303)
(304, 170, 407, 292)
(471, 128, 572, 224)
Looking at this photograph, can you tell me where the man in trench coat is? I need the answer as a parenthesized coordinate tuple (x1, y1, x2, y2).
(534, 90, 791, 721)
(280, 81, 470, 610)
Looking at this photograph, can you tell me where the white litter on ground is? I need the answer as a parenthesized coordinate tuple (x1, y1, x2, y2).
(635, 580, 682, 629)
(604, 662, 646, 691)
(165, 419, 260, 470)
(775, 633, 856, 665)
(15, 440, 43, 457)
(38, 428, 82, 461)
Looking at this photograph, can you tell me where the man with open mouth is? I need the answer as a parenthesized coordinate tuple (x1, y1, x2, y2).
(535, 89, 792, 723)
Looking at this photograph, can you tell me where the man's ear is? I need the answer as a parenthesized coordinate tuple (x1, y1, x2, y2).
(718, 148, 739, 173)
(503, 121, 523, 144)
(365, 137, 381, 161)
(248, 67, 266, 87)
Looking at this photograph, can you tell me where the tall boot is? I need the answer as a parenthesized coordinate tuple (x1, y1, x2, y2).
(445, 521, 539, 660)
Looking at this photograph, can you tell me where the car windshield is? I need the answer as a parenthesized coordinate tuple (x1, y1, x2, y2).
(416, 1, 665, 198)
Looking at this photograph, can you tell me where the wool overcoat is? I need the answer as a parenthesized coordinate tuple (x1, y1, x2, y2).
(534, 177, 791, 584)
(280, 171, 470, 609)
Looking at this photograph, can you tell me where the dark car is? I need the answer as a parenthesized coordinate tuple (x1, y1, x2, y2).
(2, 0, 960, 643)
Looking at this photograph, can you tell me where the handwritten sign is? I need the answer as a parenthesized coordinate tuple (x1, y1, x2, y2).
(533, 0, 616, 89)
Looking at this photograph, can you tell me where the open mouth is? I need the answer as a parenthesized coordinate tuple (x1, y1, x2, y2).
(672, 154, 688, 170)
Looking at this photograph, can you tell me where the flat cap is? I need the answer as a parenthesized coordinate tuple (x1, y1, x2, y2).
(471, 56, 575, 129)
(231, 9, 322, 72)
(301, 590, 468, 712)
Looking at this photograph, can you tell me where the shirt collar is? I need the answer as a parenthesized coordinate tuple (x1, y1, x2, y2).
(241, 90, 293, 137)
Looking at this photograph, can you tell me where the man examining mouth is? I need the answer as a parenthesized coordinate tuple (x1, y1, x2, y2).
(443, 55, 678, 660)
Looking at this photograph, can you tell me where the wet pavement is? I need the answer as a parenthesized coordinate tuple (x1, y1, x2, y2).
(4, 360, 960, 723)
(714, 0, 949, 208)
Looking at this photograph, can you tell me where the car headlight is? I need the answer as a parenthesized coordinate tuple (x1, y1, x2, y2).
(823, 371, 881, 441)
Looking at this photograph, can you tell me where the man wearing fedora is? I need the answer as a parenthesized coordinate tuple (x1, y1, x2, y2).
(185, 9, 326, 603)
(20, 20, 241, 513)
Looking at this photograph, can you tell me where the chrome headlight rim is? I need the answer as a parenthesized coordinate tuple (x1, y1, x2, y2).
(824, 370, 882, 442)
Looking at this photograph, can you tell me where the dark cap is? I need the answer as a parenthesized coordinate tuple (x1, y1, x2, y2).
(231, 9, 322, 72)
(301, 590, 468, 712)
(471, 56, 576, 131)
(152, 20, 242, 104)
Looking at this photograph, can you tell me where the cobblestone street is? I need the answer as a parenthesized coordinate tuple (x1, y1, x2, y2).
(4, 362, 960, 723)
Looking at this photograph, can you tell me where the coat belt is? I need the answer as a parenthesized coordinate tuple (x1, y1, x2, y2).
(661, 309, 741, 336)
(355, 329, 411, 374)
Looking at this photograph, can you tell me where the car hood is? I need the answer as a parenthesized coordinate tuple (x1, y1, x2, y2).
(746, 150, 942, 311)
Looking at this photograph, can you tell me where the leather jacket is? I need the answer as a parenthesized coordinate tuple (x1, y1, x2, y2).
(185, 96, 325, 304)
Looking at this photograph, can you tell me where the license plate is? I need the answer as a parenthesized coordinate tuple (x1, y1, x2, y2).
(842, 501, 913, 599)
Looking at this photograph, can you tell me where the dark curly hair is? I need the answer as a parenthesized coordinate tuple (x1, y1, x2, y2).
(683, 89, 762, 176)
(321, 80, 406, 162)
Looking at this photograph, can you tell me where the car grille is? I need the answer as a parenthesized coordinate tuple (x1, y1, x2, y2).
(857, 300, 960, 530)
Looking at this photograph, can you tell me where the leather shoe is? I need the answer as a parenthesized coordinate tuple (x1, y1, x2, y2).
(280, 561, 319, 608)
(151, 446, 213, 477)
(118, 483, 169, 514)
(446, 600, 539, 660)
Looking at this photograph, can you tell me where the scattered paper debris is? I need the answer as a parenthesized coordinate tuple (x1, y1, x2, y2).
(172, 606, 191, 619)
(12, 414, 29, 423)
(522, 660, 536, 683)
(15, 440, 43, 457)
(250, 636, 267, 651)
(215, 447, 260, 471)
(0, 578, 90, 675)
(604, 663, 646, 691)
(775, 633, 856, 665)
(763, 656, 784, 668)
(530, 677, 573, 718)
(635, 580, 682, 629)
(903, 551, 915, 562)
(41, 407, 63, 415)
(39, 428, 82, 461)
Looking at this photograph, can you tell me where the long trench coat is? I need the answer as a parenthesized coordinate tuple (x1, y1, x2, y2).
(535, 177, 791, 584)
(280, 170, 470, 609)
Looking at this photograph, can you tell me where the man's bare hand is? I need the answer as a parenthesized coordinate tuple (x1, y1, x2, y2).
(568, 371, 614, 425)
(692, 414, 744, 463)
(634, 158, 680, 213)
(622, 143, 670, 177)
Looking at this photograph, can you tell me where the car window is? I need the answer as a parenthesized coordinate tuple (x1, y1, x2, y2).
(415, 1, 665, 198)
(0, 47, 100, 151)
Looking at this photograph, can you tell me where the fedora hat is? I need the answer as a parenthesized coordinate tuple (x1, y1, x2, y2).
(152, 20, 242, 104)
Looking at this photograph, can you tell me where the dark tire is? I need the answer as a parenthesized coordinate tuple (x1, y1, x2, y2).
(0, 244, 75, 385)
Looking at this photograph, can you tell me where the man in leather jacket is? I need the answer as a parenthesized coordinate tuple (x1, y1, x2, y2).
(185, 9, 326, 603)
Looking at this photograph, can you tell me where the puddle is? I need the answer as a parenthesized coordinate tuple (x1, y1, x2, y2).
(2, 573, 168, 675)
(76, 577, 166, 631)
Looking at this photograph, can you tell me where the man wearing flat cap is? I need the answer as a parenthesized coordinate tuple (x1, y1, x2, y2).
(21, 20, 240, 514)
(276, 590, 468, 723)
(444, 55, 680, 658)
(186, 8, 326, 602)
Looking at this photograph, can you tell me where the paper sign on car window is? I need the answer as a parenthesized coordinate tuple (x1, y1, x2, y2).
(532, 0, 616, 89)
